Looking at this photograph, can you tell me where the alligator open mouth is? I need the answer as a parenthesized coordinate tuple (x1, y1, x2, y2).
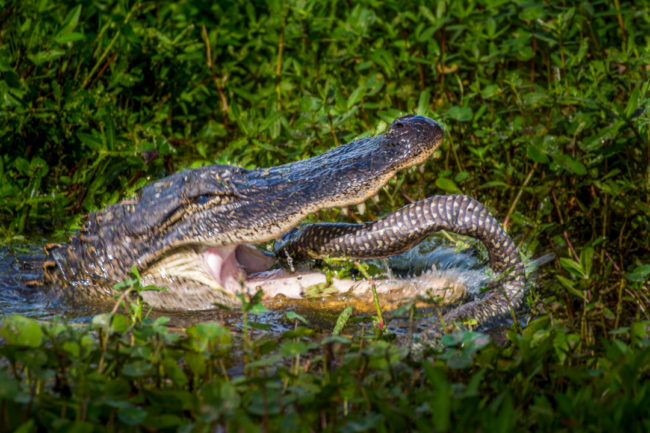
(139, 239, 470, 312)
(46, 114, 525, 329)
(138, 194, 487, 313)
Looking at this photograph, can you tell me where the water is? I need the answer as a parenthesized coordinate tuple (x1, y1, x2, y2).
(0, 236, 528, 334)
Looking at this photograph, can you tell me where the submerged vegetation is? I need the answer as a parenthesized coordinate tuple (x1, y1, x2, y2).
(0, 0, 648, 431)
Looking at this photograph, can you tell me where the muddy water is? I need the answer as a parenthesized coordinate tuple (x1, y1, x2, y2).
(0, 238, 494, 335)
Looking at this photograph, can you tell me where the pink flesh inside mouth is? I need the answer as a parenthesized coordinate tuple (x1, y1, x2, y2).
(202, 245, 276, 293)
(196, 243, 472, 305)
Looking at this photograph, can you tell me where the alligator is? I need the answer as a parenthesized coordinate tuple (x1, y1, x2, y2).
(41, 114, 525, 332)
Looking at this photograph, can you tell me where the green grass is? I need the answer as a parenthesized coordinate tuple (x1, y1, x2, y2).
(1, 0, 649, 431)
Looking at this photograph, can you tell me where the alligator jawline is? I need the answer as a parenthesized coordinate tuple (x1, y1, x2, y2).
(139, 240, 469, 312)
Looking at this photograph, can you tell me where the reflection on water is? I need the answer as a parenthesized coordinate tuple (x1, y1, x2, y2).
(0, 237, 498, 335)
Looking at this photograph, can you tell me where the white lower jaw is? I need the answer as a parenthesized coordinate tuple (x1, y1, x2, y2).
(245, 267, 468, 304)
(141, 245, 476, 311)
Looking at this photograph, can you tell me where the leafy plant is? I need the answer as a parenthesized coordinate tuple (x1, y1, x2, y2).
(1, 0, 649, 430)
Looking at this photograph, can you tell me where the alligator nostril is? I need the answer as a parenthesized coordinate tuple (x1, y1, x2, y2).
(394, 122, 405, 128)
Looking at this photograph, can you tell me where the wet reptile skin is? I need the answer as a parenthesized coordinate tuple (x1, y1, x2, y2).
(42, 114, 525, 333)
(43, 115, 445, 305)
(277, 194, 525, 329)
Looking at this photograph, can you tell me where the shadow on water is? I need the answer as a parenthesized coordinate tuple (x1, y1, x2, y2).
(0, 237, 542, 338)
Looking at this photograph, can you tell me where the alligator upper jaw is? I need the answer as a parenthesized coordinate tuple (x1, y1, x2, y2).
(55, 114, 444, 307)
(138, 115, 444, 270)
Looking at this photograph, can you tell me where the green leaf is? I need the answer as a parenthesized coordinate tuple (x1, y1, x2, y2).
(566, 158, 586, 176)
(519, 6, 545, 21)
(28, 157, 48, 178)
(423, 362, 451, 431)
(185, 353, 206, 376)
(341, 412, 383, 432)
(29, 50, 66, 66)
(333, 305, 353, 336)
(122, 361, 152, 378)
(481, 84, 500, 99)
(250, 321, 273, 330)
(554, 154, 587, 176)
(624, 87, 640, 119)
(279, 341, 308, 356)
(286, 311, 309, 325)
(55, 32, 85, 44)
(119, 406, 147, 426)
(0, 315, 43, 347)
(196, 321, 230, 340)
(58, 5, 82, 36)
(322, 335, 351, 345)
(163, 359, 188, 387)
(246, 354, 283, 368)
(13, 420, 35, 433)
(417, 89, 431, 115)
(0, 369, 19, 400)
(626, 265, 650, 282)
(111, 314, 128, 333)
(259, 111, 282, 133)
(609, 327, 629, 335)
(580, 247, 594, 278)
(418, 5, 437, 25)
(559, 257, 585, 279)
(631, 321, 649, 342)
(557, 275, 585, 299)
(436, 177, 462, 193)
(347, 85, 365, 109)
(446, 106, 473, 122)
(62, 341, 80, 358)
(14, 157, 30, 174)
(248, 303, 270, 315)
(188, 322, 231, 351)
(527, 142, 549, 163)
(103, 115, 116, 150)
(77, 132, 103, 151)
(442, 350, 473, 369)
(92, 313, 112, 330)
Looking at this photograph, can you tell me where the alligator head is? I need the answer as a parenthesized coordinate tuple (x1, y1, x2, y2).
(46, 115, 445, 309)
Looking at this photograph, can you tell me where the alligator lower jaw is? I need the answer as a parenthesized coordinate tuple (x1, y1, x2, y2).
(139, 244, 468, 312)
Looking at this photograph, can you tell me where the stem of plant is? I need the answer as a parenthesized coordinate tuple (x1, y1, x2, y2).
(82, 3, 137, 88)
(354, 261, 384, 332)
(504, 162, 538, 229)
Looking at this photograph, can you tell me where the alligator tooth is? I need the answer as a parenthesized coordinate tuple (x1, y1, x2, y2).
(357, 202, 366, 215)
(340, 207, 349, 216)
(418, 163, 425, 174)
(372, 194, 380, 204)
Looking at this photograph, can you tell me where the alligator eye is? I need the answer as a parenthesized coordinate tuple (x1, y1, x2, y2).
(194, 194, 212, 206)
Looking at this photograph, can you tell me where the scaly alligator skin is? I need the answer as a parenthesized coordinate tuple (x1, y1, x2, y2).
(43, 114, 525, 330)
(44, 115, 444, 307)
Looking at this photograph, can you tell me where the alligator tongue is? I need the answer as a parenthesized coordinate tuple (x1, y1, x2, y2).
(202, 245, 275, 293)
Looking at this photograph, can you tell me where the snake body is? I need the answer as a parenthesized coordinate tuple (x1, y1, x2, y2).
(277, 194, 525, 329)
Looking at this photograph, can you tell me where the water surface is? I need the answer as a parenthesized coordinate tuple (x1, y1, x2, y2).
(0, 237, 497, 335)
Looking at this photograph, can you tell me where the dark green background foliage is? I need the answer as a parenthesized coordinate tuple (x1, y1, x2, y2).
(2, 0, 648, 253)
(0, 0, 649, 431)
